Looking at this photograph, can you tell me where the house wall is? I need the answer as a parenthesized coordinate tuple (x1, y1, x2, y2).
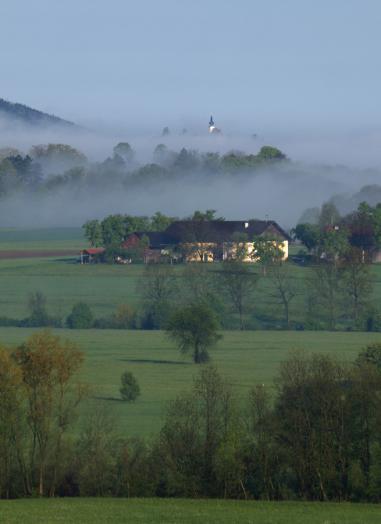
(182, 242, 217, 262)
(223, 240, 288, 262)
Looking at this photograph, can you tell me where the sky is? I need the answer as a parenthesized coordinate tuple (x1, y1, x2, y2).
(1, 0, 381, 137)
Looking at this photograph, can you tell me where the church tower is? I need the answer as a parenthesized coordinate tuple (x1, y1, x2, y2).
(209, 115, 215, 133)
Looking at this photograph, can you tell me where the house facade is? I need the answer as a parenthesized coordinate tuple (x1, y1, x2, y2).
(123, 219, 290, 263)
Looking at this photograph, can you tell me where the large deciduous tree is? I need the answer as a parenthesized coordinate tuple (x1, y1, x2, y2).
(13, 331, 85, 496)
(166, 304, 221, 363)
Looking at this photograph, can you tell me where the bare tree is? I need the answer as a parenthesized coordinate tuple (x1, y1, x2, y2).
(217, 261, 258, 330)
(342, 247, 372, 325)
(269, 262, 297, 328)
(140, 264, 177, 328)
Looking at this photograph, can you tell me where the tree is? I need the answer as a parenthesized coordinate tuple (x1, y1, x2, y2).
(113, 142, 135, 163)
(101, 215, 126, 246)
(319, 202, 341, 228)
(0, 347, 25, 498)
(218, 261, 258, 330)
(174, 148, 199, 171)
(158, 366, 238, 497)
(269, 261, 297, 328)
(244, 384, 278, 499)
(29, 144, 87, 174)
(309, 260, 344, 330)
(257, 146, 286, 161)
(76, 407, 117, 496)
(120, 371, 140, 401)
(356, 343, 381, 369)
(275, 351, 351, 500)
(252, 236, 284, 276)
(66, 302, 94, 329)
(342, 247, 372, 325)
(83, 220, 102, 247)
(181, 264, 225, 323)
(13, 331, 85, 496)
(191, 209, 224, 221)
(112, 304, 136, 329)
(150, 211, 175, 231)
(166, 304, 221, 363)
(27, 291, 49, 326)
(153, 144, 173, 166)
(140, 265, 177, 329)
(293, 223, 320, 253)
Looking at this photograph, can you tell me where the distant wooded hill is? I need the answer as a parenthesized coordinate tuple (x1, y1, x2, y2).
(0, 98, 76, 127)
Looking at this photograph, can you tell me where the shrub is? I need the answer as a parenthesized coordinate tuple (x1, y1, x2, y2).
(66, 302, 94, 329)
(120, 371, 140, 401)
(113, 304, 136, 329)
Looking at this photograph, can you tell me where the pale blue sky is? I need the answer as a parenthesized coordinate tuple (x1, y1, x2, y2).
(1, 0, 380, 133)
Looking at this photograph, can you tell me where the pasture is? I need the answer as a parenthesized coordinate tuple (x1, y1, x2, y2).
(0, 227, 85, 251)
(1, 227, 381, 329)
(0, 327, 379, 436)
(0, 498, 380, 523)
(0, 227, 380, 436)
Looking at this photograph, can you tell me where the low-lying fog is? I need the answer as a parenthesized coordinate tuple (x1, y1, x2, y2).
(0, 116, 380, 229)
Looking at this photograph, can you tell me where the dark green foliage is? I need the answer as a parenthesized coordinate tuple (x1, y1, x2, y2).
(166, 304, 221, 363)
(120, 371, 141, 401)
(293, 223, 320, 251)
(83, 220, 102, 247)
(26, 291, 61, 327)
(355, 343, 381, 369)
(256, 145, 286, 161)
(66, 302, 94, 329)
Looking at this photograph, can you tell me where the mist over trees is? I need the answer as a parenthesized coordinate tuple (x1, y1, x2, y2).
(0, 138, 380, 227)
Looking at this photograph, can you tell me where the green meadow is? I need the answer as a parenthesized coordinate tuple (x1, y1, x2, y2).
(0, 327, 379, 436)
(0, 498, 380, 524)
(0, 227, 380, 328)
(0, 227, 85, 251)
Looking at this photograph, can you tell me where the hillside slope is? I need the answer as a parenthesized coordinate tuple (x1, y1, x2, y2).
(0, 98, 75, 127)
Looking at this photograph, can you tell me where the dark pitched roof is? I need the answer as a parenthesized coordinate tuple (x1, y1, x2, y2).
(134, 231, 177, 249)
(165, 220, 291, 243)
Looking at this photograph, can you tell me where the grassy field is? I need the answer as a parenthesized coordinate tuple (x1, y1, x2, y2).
(0, 498, 380, 523)
(0, 227, 381, 436)
(1, 227, 381, 328)
(0, 252, 381, 323)
(0, 227, 85, 251)
(0, 327, 379, 437)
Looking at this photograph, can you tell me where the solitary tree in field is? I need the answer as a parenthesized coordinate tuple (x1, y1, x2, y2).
(120, 371, 140, 401)
(166, 304, 221, 363)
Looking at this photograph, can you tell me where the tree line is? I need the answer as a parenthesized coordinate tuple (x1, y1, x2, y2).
(0, 142, 287, 198)
(2, 329, 381, 501)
